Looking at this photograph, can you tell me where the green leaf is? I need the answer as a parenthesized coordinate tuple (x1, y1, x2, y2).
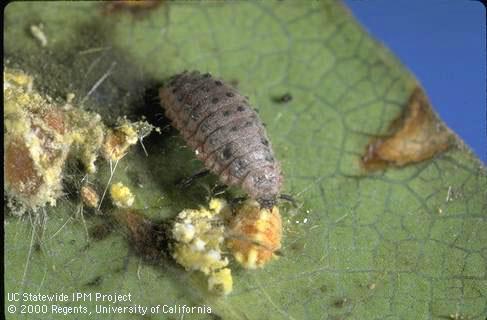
(5, 1, 486, 319)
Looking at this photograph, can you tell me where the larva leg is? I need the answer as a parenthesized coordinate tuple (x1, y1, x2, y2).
(176, 169, 210, 188)
(279, 194, 297, 207)
(211, 184, 228, 197)
(229, 196, 248, 208)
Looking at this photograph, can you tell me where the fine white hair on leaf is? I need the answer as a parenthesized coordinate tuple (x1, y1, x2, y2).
(81, 62, 117, 104)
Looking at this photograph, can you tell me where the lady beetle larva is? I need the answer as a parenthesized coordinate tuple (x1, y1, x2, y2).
(159, 71, 283, 208)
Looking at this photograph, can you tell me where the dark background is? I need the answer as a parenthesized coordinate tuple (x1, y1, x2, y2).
(345, 0, 486, 163)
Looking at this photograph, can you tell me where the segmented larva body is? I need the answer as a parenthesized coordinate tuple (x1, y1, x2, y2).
(159, 71, 282, 207)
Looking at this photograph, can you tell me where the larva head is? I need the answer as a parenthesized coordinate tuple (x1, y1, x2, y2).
(242, 165, 282, 209)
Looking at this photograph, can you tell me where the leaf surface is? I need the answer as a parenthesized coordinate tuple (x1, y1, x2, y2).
(5, 2, 486, 319)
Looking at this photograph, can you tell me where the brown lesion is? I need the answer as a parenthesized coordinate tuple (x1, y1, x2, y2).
(102, 0, 163, 15)
(361, 86, 453, 171)
(5, 138, 43, 195)
(112, 208, 172, 263)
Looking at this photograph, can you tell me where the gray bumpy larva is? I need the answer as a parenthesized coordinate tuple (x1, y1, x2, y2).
(159, 71, 282, 207)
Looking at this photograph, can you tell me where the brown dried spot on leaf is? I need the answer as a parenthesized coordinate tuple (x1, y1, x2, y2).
(112, 209, 171, 262)
(5, 138, 42, 195)
(89, 223, 114, 241)
(103, 0, 163, 15)
(361, 87, 453, 171)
